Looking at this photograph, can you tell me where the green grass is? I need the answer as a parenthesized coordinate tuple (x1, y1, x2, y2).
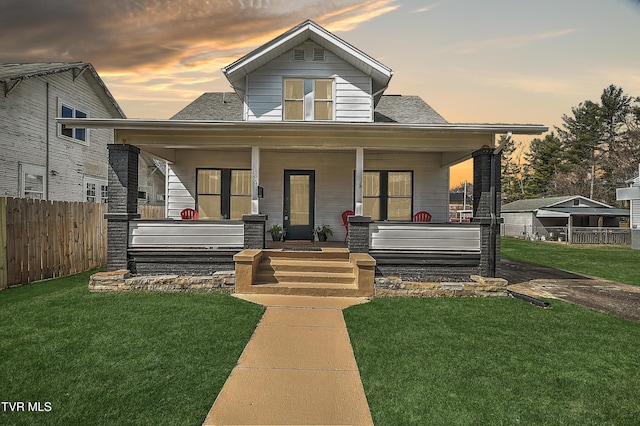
(0, 271, 264, 426)
(344, 297, 640, 425)
(501, 237, 640, 285)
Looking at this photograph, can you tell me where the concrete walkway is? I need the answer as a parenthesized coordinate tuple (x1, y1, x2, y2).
(202, 294, 373, 425)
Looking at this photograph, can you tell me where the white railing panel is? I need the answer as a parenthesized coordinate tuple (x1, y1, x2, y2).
(129, 220, 244, 248)
(370, 223, 481, 252)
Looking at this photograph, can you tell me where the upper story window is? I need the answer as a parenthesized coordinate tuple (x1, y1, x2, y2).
(58, 99, 88, 144)
(283, 78, 333, 121)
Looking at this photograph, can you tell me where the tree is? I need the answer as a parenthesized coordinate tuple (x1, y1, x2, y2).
(500, 136, 532, 203)
(553, 85, 640, 204)
(524, 132, 563, 197)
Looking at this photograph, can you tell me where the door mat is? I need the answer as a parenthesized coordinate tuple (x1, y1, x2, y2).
(282, 247, 322, 252)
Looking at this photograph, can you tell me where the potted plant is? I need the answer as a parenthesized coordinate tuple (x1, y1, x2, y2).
(266, 224, 285, 241)
(313, 224, 333, 242)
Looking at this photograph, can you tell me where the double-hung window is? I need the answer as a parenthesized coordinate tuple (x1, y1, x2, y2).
(85, 177, 107, 203)
(283, 78, 333, 121)
(58, 99, 88, 143)
(197, 169, 251, 220)
(21, 164, 46, 199)
(362, 171, 413, 221)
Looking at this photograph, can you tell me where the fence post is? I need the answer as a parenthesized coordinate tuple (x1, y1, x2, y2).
(0, 198, 7, 289)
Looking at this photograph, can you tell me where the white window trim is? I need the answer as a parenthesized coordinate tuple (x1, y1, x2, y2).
(84, 176, 107, 203)
(20, 163, 46, 200)
(282, 78, 334, 121)
(57, 98, 90, 145)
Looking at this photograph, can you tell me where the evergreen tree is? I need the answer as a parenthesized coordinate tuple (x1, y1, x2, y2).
(524, 132, 563, 196)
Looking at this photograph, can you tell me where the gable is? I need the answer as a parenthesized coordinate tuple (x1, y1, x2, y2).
(244, 39, 373, 122)
(223, 20, 392, 106)
(0, 62, 125, 119)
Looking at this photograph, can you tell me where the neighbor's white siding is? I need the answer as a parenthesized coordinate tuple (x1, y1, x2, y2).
(0, 71, 117, 201)
(245, 40, 373, 122)
(632, 199, 640, 229)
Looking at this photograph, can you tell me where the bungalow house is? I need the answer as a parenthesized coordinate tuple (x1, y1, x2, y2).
(60, 21, 547, 296)
(0, 62, 164, 205)
(502, 195, 630, 244)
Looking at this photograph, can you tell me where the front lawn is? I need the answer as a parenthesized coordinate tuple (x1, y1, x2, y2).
(344, 297, 640, 425)
(501, 237, 640, 285)
(0, 271, 265, 426)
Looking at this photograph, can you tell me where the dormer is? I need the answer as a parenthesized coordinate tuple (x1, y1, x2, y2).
(222, 20, 393, 122)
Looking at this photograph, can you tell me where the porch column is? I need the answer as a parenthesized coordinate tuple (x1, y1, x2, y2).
(472, 146, 501, 277)
(354, 147, 364, 216)
(251, 146, 260, 215)
(105, 144, 140, 271)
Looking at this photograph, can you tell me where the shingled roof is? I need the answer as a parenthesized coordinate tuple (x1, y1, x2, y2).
(171, 92, 243, 120)
(171, 92, 447, 124)
(374, 95, 447, 124)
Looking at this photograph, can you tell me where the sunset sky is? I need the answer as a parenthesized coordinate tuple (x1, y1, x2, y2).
(2, 0, 639, 186)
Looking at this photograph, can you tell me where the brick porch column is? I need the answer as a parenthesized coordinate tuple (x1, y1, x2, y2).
(347, 216, 372, 253)
(472, 147, 502, 277)
(105, 144, 140, 271)
(243, 214, 267, 249)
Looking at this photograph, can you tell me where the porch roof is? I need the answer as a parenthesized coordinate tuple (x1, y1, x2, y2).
(536, 207, 630, 218)
(57, 117, 547, 165)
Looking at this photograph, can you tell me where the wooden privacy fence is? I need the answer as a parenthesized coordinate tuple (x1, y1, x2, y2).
(0, 197, 108, 289)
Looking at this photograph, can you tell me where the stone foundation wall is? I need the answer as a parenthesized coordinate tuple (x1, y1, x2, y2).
(375, 275, 508, 297)
(90, 270, 235, 293)
(374, 264, 480, 282)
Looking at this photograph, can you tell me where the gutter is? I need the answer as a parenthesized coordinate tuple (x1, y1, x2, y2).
(56, 118, 548, 135)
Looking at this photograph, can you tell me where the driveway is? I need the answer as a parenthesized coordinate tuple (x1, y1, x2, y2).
(498, 258, 640, 323)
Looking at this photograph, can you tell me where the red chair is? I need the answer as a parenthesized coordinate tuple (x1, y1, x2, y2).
(342, 209, 355, 242)
(180, 208, 198, 220)
(413, 211, 432, 223)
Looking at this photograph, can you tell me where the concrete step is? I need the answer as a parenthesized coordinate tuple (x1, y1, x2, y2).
(265, 249, 350, 261)
(245, 282, 362, 297)
(255, 270, 356, 284)
(259, 258, 354, 274)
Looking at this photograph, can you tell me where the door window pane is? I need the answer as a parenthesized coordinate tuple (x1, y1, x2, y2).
(387, 198, 411, 221)
(230, 197, 251, 220)
(231, 170, 251, 195)
(364, 198, 380, 221)
(198, 169, 221, 194)
(290, 175, 309, 225)
(198, 195, 221, 219)
(388, 172, 411, 196)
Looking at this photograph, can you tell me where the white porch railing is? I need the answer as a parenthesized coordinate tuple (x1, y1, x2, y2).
(571, 227, 631, 245)
(129, 220, 244, 248)
(370, 222, 481, 252)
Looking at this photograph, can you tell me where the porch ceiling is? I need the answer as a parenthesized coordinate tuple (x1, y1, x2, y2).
(57, 118, 547, 166)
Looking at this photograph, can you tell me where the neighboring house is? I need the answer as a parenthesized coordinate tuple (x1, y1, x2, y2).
(616, 164, 640, 249)
(0, 62, 164, 205)
(61, 20, 547, 293)
(502, 196, 630, 244)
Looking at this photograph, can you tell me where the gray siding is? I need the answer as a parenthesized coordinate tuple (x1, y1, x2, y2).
(0, 71, 116, 201)
(245, 40, 373, 122)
